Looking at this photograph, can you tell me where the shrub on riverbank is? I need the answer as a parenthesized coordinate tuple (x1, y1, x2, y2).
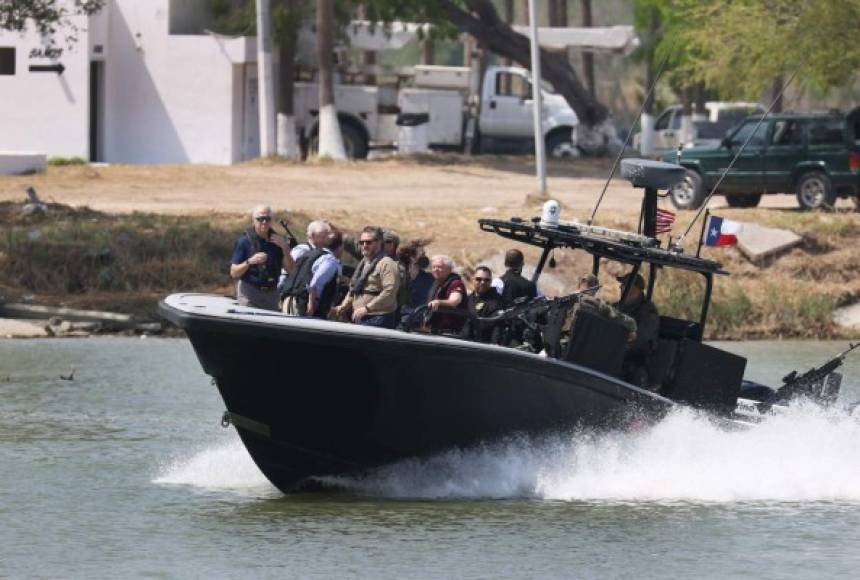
(0, 200, 857, 338)
(0, 202, 309, 318)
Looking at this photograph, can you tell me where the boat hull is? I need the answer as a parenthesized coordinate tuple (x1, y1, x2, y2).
(161, 294, 673, 492)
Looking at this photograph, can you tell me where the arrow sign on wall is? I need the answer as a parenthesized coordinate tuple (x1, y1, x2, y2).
(29, 63, 65, 74)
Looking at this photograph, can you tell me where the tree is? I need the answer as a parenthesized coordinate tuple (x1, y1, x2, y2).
(273, 0, 304, 159)
(0, 0, 105, 44)
(631, 0, 663, 155)
(358, 0, 616, 150)
(577, 1, 595, 99)
(431, 0, 614, 151)
(210, 0, 305, 159)
(209, 0, 616, 153)
(315, 0, 347, 160)
(671, 0, 860, 99)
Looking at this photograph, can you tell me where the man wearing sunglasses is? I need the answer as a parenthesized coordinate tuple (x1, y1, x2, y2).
(460, 266, 505, 343)
(230, 205, 292, 310)
(333, 226, 400, 328)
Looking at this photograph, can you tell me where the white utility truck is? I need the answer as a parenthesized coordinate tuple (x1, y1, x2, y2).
(292, 64, 580, 159)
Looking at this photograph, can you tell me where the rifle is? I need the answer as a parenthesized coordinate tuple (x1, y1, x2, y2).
(482, 286, 600, 326)
(402, 287, 597, 337)
(278, 220, 300, 249)
(769, 342, 859, 406)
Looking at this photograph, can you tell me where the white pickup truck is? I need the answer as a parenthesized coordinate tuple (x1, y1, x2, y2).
(292, 65, 580, 159)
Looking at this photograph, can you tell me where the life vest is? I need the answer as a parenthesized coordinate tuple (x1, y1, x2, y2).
(244, 228, 279, 289)
(349, 253, 384, 296)
(280, 248, 337, 318)
(396, 262, 411, 308)
(500, 270, 537, 304)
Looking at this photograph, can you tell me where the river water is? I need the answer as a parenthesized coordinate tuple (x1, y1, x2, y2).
(2, 338, 860, 579)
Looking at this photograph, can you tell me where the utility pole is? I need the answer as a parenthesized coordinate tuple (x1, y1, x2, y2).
(255, 0, 276, 157)
(528, 0, 547, 195)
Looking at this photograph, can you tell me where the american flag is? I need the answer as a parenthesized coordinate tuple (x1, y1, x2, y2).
(655, 207, 675, 234)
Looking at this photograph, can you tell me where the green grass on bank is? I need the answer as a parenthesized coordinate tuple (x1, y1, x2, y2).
(0, 201, 310, 318)
(46, 156, 87, 166)
(0, 200, 858, 338)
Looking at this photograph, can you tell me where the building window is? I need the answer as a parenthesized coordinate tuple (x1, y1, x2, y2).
(0, 47, 15, 75)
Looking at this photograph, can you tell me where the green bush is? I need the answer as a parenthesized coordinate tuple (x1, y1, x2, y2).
(47, 156, 87, 166)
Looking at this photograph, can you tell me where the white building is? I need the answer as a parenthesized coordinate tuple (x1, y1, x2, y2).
(0, 0, 262, 164)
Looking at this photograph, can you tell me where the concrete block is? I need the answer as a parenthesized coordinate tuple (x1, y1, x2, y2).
(0, 151, 47, 175)
(736, 222, 803, 263)
(0, 319, 49, 338)
(833, 303, 860, 329)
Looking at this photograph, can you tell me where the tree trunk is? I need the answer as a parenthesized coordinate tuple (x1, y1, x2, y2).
(501, 0, 514, 93)
(421, 38, 435, 65)
(357, 4, 375, 84)
(693, 82, 707, 120)
(550, 0, 568, 26)
(439, 0, 607, 127)
(771, 75, 784, 113)
(579, 0, 594, 98)
(315, 0, 346, 160)
(638, 7, 659, 156)
(276, 0, 300, 160)
(680, 88, 694, 145)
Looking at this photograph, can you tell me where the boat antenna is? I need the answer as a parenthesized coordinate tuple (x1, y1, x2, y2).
(588, 41, 675, 226)
(676, 69, 799, 245)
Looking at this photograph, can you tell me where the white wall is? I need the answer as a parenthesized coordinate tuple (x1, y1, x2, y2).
(103, 0, 254, 164)
(0, 0, 257, 165)
(0, 12, 91, 159)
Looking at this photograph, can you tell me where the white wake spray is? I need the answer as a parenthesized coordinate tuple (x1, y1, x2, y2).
(154, 437, 276, 497)
(333, 404, 860, 503)
(153, 403, 860, 503)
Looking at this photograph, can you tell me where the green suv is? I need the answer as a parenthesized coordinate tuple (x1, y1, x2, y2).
(664, 110, 860, 210)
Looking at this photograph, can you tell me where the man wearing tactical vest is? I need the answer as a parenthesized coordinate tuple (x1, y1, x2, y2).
(332, 226, 400, 328)
(281, 231, 343, 319)
(493, 249, 538, 305)
(492, 249, 538, 344)
(383, 229, 411, 320)
(230, 205, 292, 311)
(617, 271, 660, 388)
(279, 220, 332, 288)
(460, 265, 504, 343)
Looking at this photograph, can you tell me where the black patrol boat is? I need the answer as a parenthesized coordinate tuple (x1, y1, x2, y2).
(160, 159, 849, 493)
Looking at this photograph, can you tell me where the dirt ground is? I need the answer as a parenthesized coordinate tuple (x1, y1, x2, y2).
(1, 154, 803, 216)
(0, 153, 804, 261)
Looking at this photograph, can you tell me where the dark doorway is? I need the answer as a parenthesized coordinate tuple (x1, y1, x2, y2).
(0, 47, 15, 75)
(89, 61, 105, 161)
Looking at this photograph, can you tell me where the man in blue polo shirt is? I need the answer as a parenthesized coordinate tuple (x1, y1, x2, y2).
(230, 205, 292, 310)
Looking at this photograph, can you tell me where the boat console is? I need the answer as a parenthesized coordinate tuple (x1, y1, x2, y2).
(470, 158, 749, 413)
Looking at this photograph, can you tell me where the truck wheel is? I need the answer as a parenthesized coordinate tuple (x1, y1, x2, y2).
(546, 131, 578, 158)
(725, 194, 762, 208)
(308, 123, 369, 160)
(796, 172, 835, 210)
(669, 169, 706, 210)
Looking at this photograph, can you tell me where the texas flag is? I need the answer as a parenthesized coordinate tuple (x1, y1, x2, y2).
(705, 215, 742, 246)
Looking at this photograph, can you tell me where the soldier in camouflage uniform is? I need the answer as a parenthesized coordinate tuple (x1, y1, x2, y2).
(560, 274, 636, 343)
(616, 272, 660, 388)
